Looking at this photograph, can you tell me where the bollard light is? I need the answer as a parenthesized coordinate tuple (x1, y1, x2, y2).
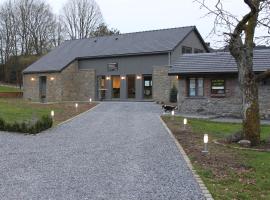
(89, 98, 92, 103)
(75, 103, 78, 108)
(51, 110, 54, 117)
(183, 118, 188, 130)
(202, 134, 209, 154)
(171, 110, 175, 116)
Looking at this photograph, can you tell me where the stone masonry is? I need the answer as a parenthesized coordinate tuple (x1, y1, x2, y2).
(23, 61, 96, 102)
(177, 76, 270, 119)
(153, 66, 178, 103)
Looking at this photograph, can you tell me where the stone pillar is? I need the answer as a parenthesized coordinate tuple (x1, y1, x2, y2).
(120, 76, 127, 100)
(153, 66, 171, 103)
(106, 77, 112, 100)
(136, 76, 143, 100)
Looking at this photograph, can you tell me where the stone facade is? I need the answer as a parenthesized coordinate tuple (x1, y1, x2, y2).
(153, 66, 178, 103)
(177, 75, 270, 119)
(23, 61, 96, 102)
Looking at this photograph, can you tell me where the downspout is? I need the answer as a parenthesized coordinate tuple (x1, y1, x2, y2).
(168, 51, 171, 67)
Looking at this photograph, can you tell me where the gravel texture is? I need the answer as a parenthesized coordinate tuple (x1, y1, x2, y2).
(0, 102, 205, 200)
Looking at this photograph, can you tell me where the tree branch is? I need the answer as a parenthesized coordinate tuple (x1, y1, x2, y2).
(255, 70, 270, 81)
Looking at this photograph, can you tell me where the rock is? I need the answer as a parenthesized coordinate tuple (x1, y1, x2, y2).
(226, 131, 243, 143)
(238, 140, 251, 148)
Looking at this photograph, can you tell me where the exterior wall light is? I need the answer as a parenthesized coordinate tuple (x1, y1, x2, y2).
(202, 134, 209, 154)
(136, 75, 142, 80)
(50, 77, 55, 81)
(106, 76, 111, 80)
(121, 76, 126, 80)
(31, 77, 35, 81)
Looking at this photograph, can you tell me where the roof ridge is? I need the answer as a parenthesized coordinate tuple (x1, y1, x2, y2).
(64, 26, 196, 42)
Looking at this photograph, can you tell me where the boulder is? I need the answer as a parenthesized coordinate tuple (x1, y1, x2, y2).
(238, 140, 251, 148)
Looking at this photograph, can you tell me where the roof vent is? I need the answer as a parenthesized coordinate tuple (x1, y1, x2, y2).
(94, 40, 97, 43)
(115, 38, 119, 40)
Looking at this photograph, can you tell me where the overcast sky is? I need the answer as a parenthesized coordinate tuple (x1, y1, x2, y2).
(46, 0, 263, 48)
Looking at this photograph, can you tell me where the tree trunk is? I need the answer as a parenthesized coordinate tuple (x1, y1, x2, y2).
(238, 60, 260, 146)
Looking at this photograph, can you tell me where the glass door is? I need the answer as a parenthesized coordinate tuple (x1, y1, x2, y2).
(112, 76, 120, 98)
(127, 75, 136, 99)
(143, 75, 152, 99)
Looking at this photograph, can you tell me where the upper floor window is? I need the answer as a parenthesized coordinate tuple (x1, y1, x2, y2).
(194, 48, 204, 53)
(182, 46, 192, 54)
(107, 63, 118, 72)
(211, 79, 225, 95)
(188, 78, 204, 97)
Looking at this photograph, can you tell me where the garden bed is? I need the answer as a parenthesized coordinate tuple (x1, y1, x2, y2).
(162, 116, 270, 200)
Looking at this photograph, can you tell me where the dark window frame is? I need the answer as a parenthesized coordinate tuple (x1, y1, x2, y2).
(107, 63, 118, 72)
(187, 78, 204, 97)
(182, 46, 192, 54)
(211, 79, 226, 96)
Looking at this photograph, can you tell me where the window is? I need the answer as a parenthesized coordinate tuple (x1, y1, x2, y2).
(211, 79, 225, 95)
(194, 49, 204, 53)
(107, 63, 118, 71)
(182, 46, 192, 54)
(188, 78, 204, 97)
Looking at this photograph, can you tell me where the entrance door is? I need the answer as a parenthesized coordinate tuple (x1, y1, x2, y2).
(97, 76, 106, 100)
(143, 75, 152, 99)
(112, 76, 120, 99)
(39, 76, 47, 102)
(127, 75, 136, 99)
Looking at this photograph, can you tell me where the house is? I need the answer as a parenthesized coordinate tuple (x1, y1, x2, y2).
(22, 26, 209, 103)
(168, 49, 270, 119)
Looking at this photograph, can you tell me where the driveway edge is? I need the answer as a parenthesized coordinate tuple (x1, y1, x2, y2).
(56, 103, 101, 127)
(159, 117, 214, 200)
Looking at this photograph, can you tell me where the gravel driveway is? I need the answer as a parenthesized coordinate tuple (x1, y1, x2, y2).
(0, 102, 205, 200)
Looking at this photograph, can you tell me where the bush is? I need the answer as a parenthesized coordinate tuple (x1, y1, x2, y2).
(170, 85, 178, 103)
(0, 115, 53, 134)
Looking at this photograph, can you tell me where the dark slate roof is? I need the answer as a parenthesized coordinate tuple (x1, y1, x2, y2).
(24, 26, 204, 74)
(169, 49, 270, 75)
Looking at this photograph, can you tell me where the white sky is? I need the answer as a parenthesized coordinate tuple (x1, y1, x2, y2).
(36, 0, 270, 47)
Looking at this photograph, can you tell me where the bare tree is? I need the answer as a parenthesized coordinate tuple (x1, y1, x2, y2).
(62, 0, 103, 39)
(195, 0, 270, 145)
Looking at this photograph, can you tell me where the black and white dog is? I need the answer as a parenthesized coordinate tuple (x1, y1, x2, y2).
(162, 104, 178, 113)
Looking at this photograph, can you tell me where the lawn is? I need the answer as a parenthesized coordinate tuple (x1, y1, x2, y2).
(0, 85, 22, 92)
(162, 116, 270, 200)
(0, 98, 96, 125)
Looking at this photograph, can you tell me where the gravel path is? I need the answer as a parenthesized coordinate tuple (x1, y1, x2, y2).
(0, 102, 205, 200)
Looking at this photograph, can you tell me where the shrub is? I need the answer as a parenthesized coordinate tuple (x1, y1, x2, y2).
(0, 115, 53, 134)
(170, 85, 178, 103)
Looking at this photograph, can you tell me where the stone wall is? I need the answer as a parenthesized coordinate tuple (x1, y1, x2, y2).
(177, 76, 270, 119)
(23, 61, 96, 102)
(153, 66, 178, 103)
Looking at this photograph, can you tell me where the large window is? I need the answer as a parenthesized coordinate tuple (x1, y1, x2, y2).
(211, 79, 225, 95)
(182, 46, 192, 54)
(188, 78, 204, 97)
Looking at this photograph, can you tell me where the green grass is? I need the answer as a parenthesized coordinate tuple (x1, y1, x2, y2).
(163, 116, 270, 200)
(0, 85, 22, 92)
(189, 118, 270, 140)
(0, 99, 51, 123)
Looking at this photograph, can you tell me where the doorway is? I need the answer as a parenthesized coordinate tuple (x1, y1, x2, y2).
(143, 75, 152, 99)
(127, 75, 136, 99)
(112, 76, 120, 99)
(39, 76, 47, 103)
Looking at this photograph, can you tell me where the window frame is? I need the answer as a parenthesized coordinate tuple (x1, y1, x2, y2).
(211, 79, 226, 96)
(182, 46, 192, 54)
(187, 78, 204, 97)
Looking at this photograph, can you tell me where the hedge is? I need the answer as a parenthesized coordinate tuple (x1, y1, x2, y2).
(0, 115, 53, 134)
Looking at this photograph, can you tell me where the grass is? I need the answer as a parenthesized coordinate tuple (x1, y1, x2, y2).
(0, 98, 96, 125)
(162, 116, 270, 200)
(0, 85, 22, 92)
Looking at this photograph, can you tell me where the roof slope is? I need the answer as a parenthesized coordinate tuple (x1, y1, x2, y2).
(169, 49, 270, 74)
(24, 26, 198, 74)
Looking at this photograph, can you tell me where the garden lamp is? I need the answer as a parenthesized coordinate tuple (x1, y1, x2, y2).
(202, 134, 209, 154)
